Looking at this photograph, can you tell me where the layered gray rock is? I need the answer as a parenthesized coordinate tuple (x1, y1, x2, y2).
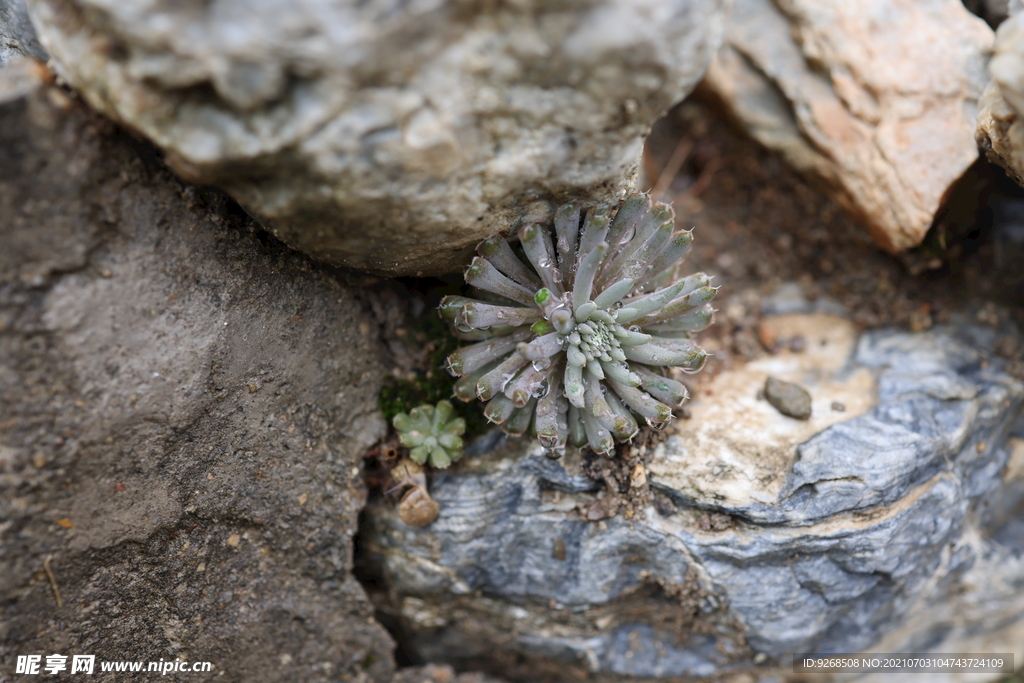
(0, 0, 44, 67)
(24, 0, 728, 276)
(362, 315, 1024, 680)
(703, 0, 992, 253)
(0, 62, 396, 682)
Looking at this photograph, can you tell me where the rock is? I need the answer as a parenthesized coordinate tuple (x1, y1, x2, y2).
(764, 376, 812, 420)
(703, 0, 992, 253)
(360, 312, 1024, 680)
(964, 0, 1011, 28)
(978, 12, 1024, 188)
(0, 63, 396, 682)
(0, 0, 45, 67)
(391, 664, 508, 683)
(25, 0, 729, 276)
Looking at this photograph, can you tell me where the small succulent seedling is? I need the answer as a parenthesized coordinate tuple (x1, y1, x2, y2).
(392, 400, 466, 468)
(440, 193, 715, 454)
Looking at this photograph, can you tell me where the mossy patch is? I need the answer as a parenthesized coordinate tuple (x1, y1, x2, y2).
(376, 280, 490, 436)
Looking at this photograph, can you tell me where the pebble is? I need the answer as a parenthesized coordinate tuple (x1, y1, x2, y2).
(764, 376, 812, 420)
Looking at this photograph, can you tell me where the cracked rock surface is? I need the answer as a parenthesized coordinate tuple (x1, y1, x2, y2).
(25, 0, 728, 276)
(0, 63, 396, 682)
(361, 314, 1024, 681)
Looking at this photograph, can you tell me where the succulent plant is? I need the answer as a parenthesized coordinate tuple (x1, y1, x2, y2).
(440, 193, 715, 454)
(392, 400, 466, 468)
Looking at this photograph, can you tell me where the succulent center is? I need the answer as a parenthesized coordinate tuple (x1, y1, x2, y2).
(577, 320, 617, 360)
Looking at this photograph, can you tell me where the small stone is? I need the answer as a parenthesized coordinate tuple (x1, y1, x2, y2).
(655, 494, 677, 517)
(757, 323, 779, 350)
(298, 493, 308, 506)
(629, 463, 647, 488)
(994, 334, 1020, 358)
(226, 533, 240, 547)
(764, 376, 812, 420)
(831, 401, 846, 412)
(909, 307, 933, 332)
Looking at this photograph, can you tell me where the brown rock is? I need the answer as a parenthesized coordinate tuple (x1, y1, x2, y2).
(703, 0, 992, 253)
(391, 665, 507, 683)
(0, 62, 394, 682)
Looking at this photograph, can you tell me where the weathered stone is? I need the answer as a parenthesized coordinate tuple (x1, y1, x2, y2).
(703, 0, 992, 253)
(25, 0, 729, 276)
(978, 11, 1024, 188)
(0, 63, 396, 682)
(361, 312, 1024, 680)
(391, 664, 508, 683)
(0, 0, 44, 67)
(764, 376, 812, 420)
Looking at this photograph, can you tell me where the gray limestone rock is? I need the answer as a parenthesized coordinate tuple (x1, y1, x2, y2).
(361, 321, 1024, 681)
(0, 63, 396, 682)
(24, 0, 729, 276)
(0, 0, 44, 67)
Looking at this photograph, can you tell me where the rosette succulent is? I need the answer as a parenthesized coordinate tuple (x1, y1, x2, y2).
(440, 193, 715, 454)
(392, 400, 466, 468)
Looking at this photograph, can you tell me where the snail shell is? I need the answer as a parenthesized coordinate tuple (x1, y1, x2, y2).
(391, 458, 426, 489)
(398, 486, 440, 527)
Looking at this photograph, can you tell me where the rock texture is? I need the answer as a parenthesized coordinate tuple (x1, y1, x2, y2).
(703, 0, 992, 254)
(361, 311, 1024, 681)
(391, 665, 507, 683)
(24, 0, 728, 276)
(978, 10, 1024, 188)
(0, 0, 44, 67)
(0, 62, 396, 682)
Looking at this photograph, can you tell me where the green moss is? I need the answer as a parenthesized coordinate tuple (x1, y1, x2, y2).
(377, 282, 490, 437)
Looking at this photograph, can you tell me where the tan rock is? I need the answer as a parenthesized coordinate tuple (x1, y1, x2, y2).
(651, 313, 876, 508)
(978, 12, 1024, 186)
(704, 0, 992, 253)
